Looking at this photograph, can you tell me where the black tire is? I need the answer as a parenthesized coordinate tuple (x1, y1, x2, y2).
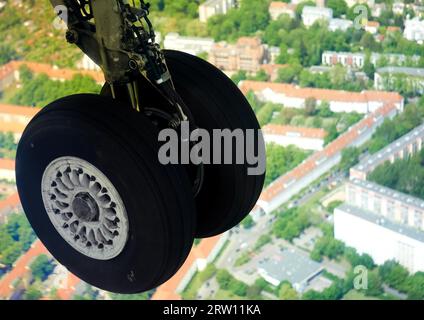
(16, 94, 196, 293)
(102, 50, 265, 238)
(165, 50, 265, 237)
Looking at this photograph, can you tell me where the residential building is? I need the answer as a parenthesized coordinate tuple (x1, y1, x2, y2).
(0, 158, 16, 182)
(346, 179, 424, 231)
(0, 62, 16, 92)
(328, 18, 353, 32)
(199, 0, 236, 23)
(392, 1, 405, 15)
(334, 203, 424, 273)
(370, 53, 420, 66)
(404, 17, 424, 43)
(0, 240, 48, 299)
(163, 33, 215, 56)
(263, 124, 327, 151)
(322, 51, 365, 69)
(258, 248, 323, 292)
(365, 21, 380, 34)
(322, 51, 420, 69)
(301, 6, 333, 27)
(339, 125, 424, 274)
(208, 37, 266, 73)
(259, 64, 287, 81)
(255, 102, 399, 214)
(374, 66, 424, 94)
(239, 80, 404, 113)
(269, 1, 296, 20)
(264, 45, 281, 64)
(0, 103, 40, 142)
(371, 3, 387, 18)
(350, 123, 424, 180)
(0, 60, 104, 85)
(0, 192, 20, 225)
(346, 0, 375, 7)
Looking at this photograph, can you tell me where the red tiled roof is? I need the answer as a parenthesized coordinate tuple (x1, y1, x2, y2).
(0, 103, 40, 118)
(4, 60, 104, 84)
(0, 121, 27, 134)
(239, 80, 403, 104)
(0, 158, 15, 171)
(387, 26, 401, 32)
(152, 235, 222, 300)
(263, 124, 327, 139)
(0, 192, 20, 213)
(0, 240, 49, 299)
(0, 62, 15, 81)
(56, 273, 81, 300)
(366, 21, 380, 28)
(269, 1, 296, 10)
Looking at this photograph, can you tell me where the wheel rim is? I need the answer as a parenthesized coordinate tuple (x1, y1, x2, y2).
(41, 157, 129, 260)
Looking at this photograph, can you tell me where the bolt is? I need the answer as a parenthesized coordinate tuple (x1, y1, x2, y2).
(65, 30, 78, 44)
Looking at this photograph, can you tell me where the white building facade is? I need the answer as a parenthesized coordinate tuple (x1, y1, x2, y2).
(163, 33, 215, 56)
(335, 203, 424, 273)
(302, 6, 333, 27)
(404, 17, 424, 43)
(199, 0, 236, 23)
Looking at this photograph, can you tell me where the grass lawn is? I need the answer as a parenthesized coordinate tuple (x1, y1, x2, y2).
(213, 289, 248, 300)
(181, 271, 205, 300)
(343, 290, 380, 300)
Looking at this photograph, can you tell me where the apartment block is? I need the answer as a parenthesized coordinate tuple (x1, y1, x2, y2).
(163, 33, 215, 56)
(208, 37, 266, 73)
(263, 124, 327, 151)
(269, 1, 296, 20)
(375, 66, 424, 94)
(301, 6, 333, 27)
(199, 0, 236, 23)
(350, 123, 424, 180)
(239, 80, 404, 114)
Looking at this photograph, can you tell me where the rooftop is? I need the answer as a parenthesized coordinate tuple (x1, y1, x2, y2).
(0, 240, 49, 299)
(263, 124, 327, 139)
(1, 60, 104, 84)
(0, 103, 40, 117)
(258, 247, 323, 284)
(377, 66, 424, 78)
(353, 122, 424, 174)
(239, 80, 404, 104)
(302, 6, 333, 16)
(349, 179, 424, 211)
(152, 235, 222, 300)
(337, 203, 424, 243)
(0, 158, 15, 171)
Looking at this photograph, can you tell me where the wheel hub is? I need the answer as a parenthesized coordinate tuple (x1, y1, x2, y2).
(41, 157, 129, 260)
(72, 192, 100, 222)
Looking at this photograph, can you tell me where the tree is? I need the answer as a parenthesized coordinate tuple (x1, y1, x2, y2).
(304, 97, 317, 116)
(23, 283, 43, 300)
(279, 283, 299, 300)
(364, 270, 383, 297)
(363, 53, 375, 79)
(277, 63, 302, 83)
(0, 44, 18, 65)
(231, 70, 247, 85)
(326, 0, 348, 18)
(241, 215, 254, 229)
(30, 254, 55, 281)
(379, 260, 409, 290)
(340, 147, 360, 171)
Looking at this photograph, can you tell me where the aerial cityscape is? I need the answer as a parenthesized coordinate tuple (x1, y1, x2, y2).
(1, 0, 424, 300)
